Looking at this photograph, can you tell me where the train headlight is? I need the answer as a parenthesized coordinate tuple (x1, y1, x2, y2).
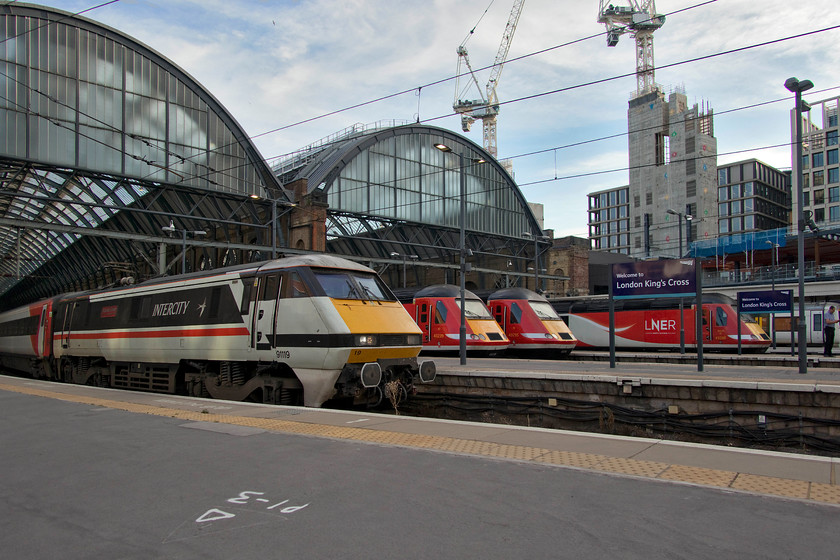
(357, 335, 377, 346)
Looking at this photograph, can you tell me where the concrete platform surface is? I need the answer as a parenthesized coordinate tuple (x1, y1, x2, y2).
(1, 374, 838, 506)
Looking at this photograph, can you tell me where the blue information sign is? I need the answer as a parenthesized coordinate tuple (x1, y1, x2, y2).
(737, 290, 792, 314)
(612, 259, 696, 299)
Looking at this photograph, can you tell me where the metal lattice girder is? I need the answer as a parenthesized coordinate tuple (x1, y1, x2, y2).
(0, 159, 292, 309)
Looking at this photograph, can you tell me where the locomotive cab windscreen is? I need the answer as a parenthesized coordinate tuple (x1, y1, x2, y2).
(312, 269, 396, 301)
(459, 298, 493, 319)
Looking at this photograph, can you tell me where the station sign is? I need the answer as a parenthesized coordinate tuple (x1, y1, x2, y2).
(611, 259, 696, 299)
(737, 290, 792, 314)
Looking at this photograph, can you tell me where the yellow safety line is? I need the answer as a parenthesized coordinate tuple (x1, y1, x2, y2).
(2, 382, 838, 505)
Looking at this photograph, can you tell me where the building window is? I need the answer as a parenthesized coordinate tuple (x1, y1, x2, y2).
(803, 174, 810, 189)
(802, 155, 810, 170)
(731, 200, 742, 214)
(829, 149, 839, 165)
(829, 168, 839, 184)
(831, 206, 840, 222)
(814, 171, 825, 187)
(685, 157, 696, 176)
(718, 168, 729, 185)
(815, 208, 825, 222)
(731, 183, 741, 198)
(830, 187, 840, 203)
(718, 186, 728, 201)
(804, 191, 810, 206)
(815, 189, 825, 204)
(830, 114, 839, 127)
(634, 194, 640, 208)
(634, 216, 641, 228)
(646, 192, 653, 205)
(828, 130, 839, 146)
(719, 203, 729, 216)
(719, 219, 729, 234)
(686, 180, 696, 197)
(655, 132, 668, 166)
(743, 181, 753, 196)
(814, 152, 825, 167)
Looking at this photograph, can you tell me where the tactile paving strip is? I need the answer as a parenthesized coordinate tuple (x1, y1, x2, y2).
(2, 382, 837, 505)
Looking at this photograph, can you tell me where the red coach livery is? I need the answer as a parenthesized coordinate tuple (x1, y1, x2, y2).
(402, 284, 509, 355)
(486, 287, 577, 357)
(552, 293, 771, 352)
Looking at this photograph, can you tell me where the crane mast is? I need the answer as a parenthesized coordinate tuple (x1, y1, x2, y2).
(453, 0, 525, 158)
(597, 0, 665, 96)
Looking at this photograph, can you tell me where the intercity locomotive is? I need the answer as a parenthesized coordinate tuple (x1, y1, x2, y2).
(0, 254, 435, 407)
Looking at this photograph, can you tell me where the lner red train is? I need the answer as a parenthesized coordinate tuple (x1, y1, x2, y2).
(0, 254, 436, 408)
(551, 293, 771, 352)
(486, 288, 577, 357)
(401, 285, 509, 355)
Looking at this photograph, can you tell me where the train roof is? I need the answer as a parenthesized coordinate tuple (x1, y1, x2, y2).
(413, 284, 481, 300)
(42, 254, 375, 303)
(551, 292, 736, 314)
(487, 287, 547, 302)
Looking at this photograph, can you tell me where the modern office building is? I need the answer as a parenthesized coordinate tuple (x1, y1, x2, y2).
(587, 185, 629, 254)
(791, 95, 840, 230)
(716, 159, 791, 236)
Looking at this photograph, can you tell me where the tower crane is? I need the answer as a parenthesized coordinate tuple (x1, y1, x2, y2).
(453, 0, 525, 159)
(597, 1, 665, 96)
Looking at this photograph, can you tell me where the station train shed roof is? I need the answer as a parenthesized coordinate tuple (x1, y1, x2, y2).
(0, 3, 545, 310)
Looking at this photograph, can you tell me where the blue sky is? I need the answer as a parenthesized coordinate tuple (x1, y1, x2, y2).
(31, 0, 840, 238)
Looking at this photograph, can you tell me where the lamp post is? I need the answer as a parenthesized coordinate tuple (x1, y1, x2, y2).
(435, 142, 484, 365)
(522, 232, 551, 292)
(390, 252, 419, 288)
(785, 76, 813, 374)
(766, 240, 779, 349)
(162, 220, 206, 274)
(667, 208, 693, 257)
(249, 194, 297, 258)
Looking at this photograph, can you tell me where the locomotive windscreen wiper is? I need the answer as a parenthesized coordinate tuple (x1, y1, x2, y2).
(345, 279, 364, 300)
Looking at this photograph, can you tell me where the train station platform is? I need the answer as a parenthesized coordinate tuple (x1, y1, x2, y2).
(2, 373, 838, 507)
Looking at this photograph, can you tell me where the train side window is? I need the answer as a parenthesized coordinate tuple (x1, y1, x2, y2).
(289, 272, 309, 298)
(435, 301, 447, 324)
(510, 302, 523, 325)
(259, 274, 280, 301)
(240, 277, 255, 314)
(715, 306, 728, 327)
(419, 303, 428, 324)
(814, 313, 823, 332)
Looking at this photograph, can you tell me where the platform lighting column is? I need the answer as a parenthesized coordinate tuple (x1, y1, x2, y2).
(162, 220, 206, 274)
(767, 240, 778, 349)
(785, 76, 813, 374)
(667, 208, 692, 258)
(434, 143, 484, 365)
